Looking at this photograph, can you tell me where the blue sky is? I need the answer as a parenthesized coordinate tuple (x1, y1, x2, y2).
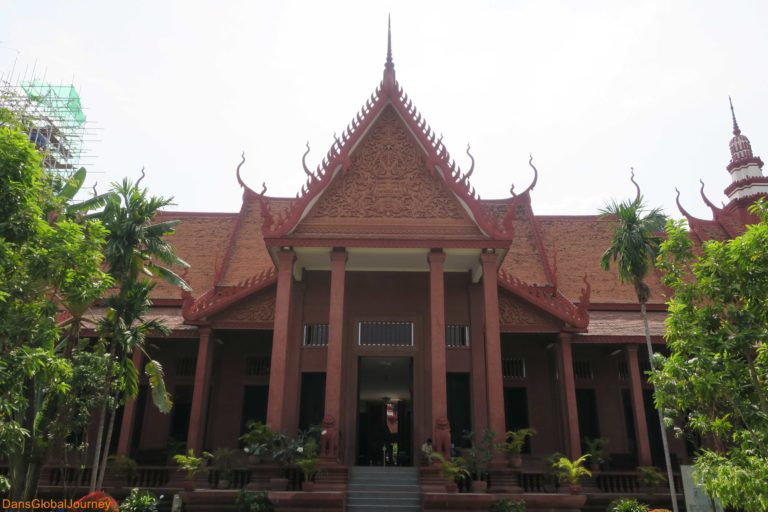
(2, 0, 767, 219)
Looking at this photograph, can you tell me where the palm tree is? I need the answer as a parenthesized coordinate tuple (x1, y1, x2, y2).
(599, 185, 679, 512)
(89, 177, 190, 491)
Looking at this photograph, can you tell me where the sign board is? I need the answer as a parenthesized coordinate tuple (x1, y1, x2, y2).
(680, 465, 723, 512)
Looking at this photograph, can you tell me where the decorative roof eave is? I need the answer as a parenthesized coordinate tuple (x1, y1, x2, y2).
(182, 267, 277, 321)
(674, 188, 731, 242)
(498, 268, 590, 330)
(727, 155, 764, 173)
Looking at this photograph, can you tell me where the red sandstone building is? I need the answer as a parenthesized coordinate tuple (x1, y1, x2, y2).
(102, 30, 766, 507)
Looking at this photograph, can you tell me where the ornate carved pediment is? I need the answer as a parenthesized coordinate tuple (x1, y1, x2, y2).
(210, 287, 276, 324)
(499, 290, 563, 329)
(293, 106, 485, 239)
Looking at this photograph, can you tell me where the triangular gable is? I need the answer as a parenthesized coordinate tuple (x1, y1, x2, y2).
(238, 69, 513, 241)
(218, 196, 276, 286)
(292, 105, 487, 240)
(209, 285, 276, 326)
(499, 290, 563, 331)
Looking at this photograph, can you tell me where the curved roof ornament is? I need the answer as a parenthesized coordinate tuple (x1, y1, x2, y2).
(302, 142, 315, 180)
(699, 179, 721, 216)
(236, 152, 264, 196)
(520, 154, 539, 196)
(630, 167, 641, 204)
(464, 144, 475, 181)
(675, 187, 694, 219)
(136, 166, 146, 187)
(579, 273, 592, 309)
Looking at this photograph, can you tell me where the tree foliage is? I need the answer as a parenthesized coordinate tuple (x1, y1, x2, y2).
(599, 196, 666, 303)
(0, 109, 112, 498)
(653, 200, 768, 510)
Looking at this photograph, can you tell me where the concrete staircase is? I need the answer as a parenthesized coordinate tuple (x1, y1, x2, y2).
(347, 466, 421, 512)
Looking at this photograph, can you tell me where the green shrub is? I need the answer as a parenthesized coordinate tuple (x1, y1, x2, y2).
(236, 490, 273, 512)
(491, 498, 526, 512)
(607, 498, 649, 512)
(120, 488, 160, 512)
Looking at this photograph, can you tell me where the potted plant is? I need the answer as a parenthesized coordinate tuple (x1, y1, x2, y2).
(551, 454, 592, 494)
(429, 452, 471, 493)
(173, 449, 211, 491)
(637, 466, 667, 492)
(296, 438, 320, 491)
(461, 428, 498, 493)
(106, 454, 138, 489)
(583, 437, 610, 471)
(119, 488, 161, 512)
(240, 421, 276, 465)
(211, 447, 247, 489)
(504, 428, 536, 468)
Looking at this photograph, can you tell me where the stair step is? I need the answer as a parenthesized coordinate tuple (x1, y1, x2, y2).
(346, 466, 421, 510)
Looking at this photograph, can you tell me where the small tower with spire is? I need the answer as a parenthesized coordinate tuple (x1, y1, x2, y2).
(724, 97, 768, 201)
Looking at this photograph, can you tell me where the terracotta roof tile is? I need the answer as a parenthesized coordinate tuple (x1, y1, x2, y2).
(579, 310, 666, 337)
(536, 216, 666, 305)
(500, 204, 550, 286)
(219, 197, 276, 286)
(151, 212, 237, 299)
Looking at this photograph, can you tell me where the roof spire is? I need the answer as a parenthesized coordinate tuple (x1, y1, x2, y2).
(729, 96, 741, 136)
(382, 14, 396, 95)
(386, 14, 393, 68)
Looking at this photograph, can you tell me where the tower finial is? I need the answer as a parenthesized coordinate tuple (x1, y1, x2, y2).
(729, 96, 741, 136)
(382, 14, 396, 94)
(386, 14, 393, 68)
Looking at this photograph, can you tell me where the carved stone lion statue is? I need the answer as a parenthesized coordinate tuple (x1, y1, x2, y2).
(433, 416, 452, 459)
(320, 415, 339, 458)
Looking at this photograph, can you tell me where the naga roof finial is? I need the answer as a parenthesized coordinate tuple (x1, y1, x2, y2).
(675, 187, 693, 220)
(520, 154, 538, 196)
(630, 167, 641, 204)
(136, 166, 146, 187)
(699, 179, 721, 215)
(235, 152, 262, 196)
(729, 96, 741, 136)
(464, 144, 475, 180)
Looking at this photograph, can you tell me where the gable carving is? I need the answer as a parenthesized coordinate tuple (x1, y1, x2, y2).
(211, 288, 275, 324)
(499, 290, 562, 328)
(293, 107, 484, 238)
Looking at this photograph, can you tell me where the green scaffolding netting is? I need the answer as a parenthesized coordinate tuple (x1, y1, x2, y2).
(21, 82, 86, 126)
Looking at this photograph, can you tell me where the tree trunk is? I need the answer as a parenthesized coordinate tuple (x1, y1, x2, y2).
(90, 339, 117, 492)
(641, 302, 679, 512)
(96, 407, 117, 489)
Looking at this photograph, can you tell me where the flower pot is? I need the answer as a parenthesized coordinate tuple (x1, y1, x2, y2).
(471, 480, 487, 493)
(269, 477, 289, 491)
(445, 481, 458, 493)
(509, 456, 522, 469)
(302, 481, 315, 492)
(182, 480, 196, 491)
(248, 455, 259, 465)
(568, 483, 582, 494)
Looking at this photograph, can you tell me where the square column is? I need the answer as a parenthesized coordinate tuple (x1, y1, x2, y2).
(469, 283, 488, 433)
(428, 250, 450, 456)
(117, 350, 144, 456)
(557, 333, 581, 459)
(322, 249, 346, 459)
(480, 252, 506, 438)
(187, 327, 213, 453)
(626, 344, 652, 466)
(266, 249, 296, 432)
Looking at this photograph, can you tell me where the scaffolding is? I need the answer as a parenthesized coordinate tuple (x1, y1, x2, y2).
(1, 68, 92, 178)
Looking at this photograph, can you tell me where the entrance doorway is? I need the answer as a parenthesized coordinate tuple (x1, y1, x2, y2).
(357, 357, 413, 466)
